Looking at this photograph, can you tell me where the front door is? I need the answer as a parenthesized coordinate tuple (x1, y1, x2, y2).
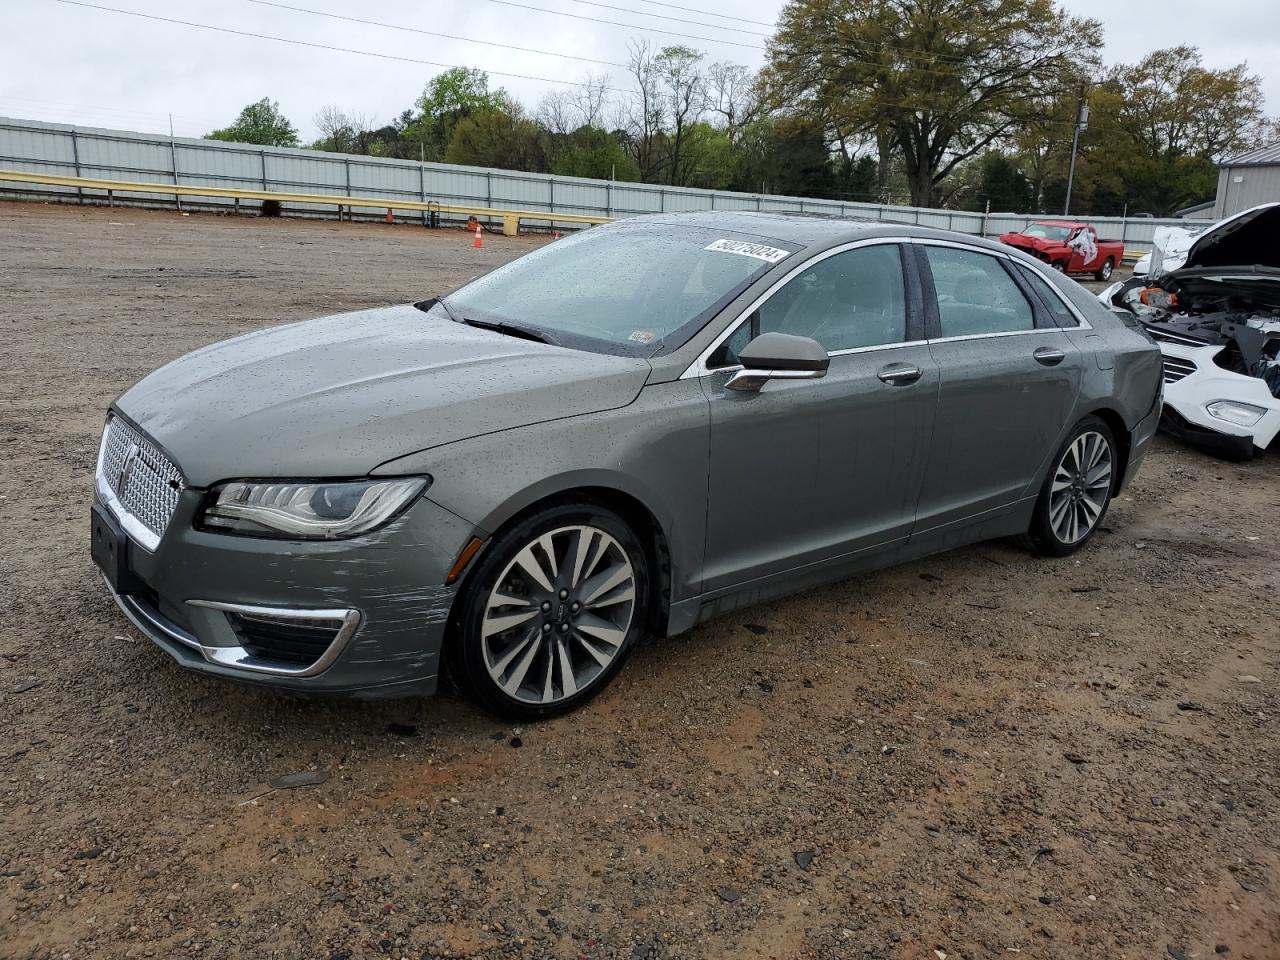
(699, 242, 939, 594)
(911, 242, 1084, 534)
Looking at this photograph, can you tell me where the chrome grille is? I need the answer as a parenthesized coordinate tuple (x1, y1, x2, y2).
(1162, 356, 1197, 383)
(98, 416, 184, 545)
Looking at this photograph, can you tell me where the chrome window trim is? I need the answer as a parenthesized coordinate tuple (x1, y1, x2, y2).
(1007, 256, 1095, 330)
(912, 237, 1094, 337)
(680, 235, 1091, 379)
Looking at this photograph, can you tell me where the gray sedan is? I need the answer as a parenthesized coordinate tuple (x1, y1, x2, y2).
(91, 212, 1163, 719)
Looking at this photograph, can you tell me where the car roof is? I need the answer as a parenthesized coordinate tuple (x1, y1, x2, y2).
(630, 210, 1014, 255)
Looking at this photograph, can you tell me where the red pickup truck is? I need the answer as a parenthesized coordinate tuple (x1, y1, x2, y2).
(998, 220, 1123, 281)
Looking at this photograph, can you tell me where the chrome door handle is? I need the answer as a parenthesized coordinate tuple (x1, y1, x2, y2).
(877, 363, 922, 385)
(1033, 347, 1066, 366)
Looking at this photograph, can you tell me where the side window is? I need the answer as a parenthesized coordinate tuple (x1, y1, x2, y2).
(923, 246, 1035, 338)
(708, 244, 907, 366)
(1015, 263, 1080, 327)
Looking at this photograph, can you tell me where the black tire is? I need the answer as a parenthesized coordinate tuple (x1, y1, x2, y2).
(448, 501, 650, 721)
(1094, 258, 1115, 282)
(1018, 416, 1118, 557)
(1051, 261, 1067, 273)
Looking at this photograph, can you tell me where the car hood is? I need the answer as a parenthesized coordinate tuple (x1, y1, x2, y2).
(1000, 233, 1057, 250)
(116, 304, 652, 486)
(1180, 201, 1280, 271)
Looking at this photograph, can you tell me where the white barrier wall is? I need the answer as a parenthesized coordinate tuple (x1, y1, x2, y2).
(0, 116, 1209, 249)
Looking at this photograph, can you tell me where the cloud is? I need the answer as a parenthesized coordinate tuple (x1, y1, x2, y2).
(0, 0, 1274, 141)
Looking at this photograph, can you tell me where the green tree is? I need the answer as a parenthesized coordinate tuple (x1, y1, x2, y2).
(547, 126, 638, 181)
(1080, 47, 1270, 215)
(762, 0, 1103, 206)
(206, 98, 299, 147)
(962, 151, 1032, 212)
(403, 67, 510, 161)
(445, 108, 546, 172)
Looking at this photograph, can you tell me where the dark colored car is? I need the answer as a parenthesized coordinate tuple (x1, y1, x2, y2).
(92, 212, 1163, 719)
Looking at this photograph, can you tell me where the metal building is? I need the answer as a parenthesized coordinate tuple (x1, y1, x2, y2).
(1214, 141, 1280, 217)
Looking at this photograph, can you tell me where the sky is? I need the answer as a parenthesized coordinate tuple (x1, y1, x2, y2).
(1, 0, 1277, 142)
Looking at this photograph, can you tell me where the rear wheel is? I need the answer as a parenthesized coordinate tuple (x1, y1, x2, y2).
(1094, 258, 1115, 281)
(1019, 416, 1117, 557)
(450, 502, 649, 720)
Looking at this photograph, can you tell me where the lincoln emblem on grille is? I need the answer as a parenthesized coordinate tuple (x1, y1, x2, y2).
(117, 441, 141, 494)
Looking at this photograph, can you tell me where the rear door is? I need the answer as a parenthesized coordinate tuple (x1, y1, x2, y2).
(697, 241, 939, 593)
(912, 242, 1084, 534)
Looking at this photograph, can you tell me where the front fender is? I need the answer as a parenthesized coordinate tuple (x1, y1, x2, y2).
(371, 379, 711, 606)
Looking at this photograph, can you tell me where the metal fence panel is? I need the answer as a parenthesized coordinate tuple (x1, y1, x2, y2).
(0, 116, 1214, 248)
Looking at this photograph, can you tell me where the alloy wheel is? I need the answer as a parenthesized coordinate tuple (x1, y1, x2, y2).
(1048, 430, 1112, 544)
(480, 524, 637, 705)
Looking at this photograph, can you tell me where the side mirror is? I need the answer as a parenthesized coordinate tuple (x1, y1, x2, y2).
(725, 331, 830, 392)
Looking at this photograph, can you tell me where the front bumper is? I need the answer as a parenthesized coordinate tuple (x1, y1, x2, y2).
(95, 488, 477, 698)
(1157, 341, 1280, 458)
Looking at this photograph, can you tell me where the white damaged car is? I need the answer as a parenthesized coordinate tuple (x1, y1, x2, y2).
(1100, 202, 1280, 460)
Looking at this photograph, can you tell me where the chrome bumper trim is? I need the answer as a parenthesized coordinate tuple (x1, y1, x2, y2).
(186, 600, 361, 677)
(104, 578, 361, 678)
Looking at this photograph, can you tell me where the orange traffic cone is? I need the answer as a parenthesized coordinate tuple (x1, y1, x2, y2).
(385, 208, 393, 224)
(472, 223, 484, 249)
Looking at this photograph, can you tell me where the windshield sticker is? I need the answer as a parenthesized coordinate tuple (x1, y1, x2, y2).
(628, 329, 656, 344)
(704, 238, 790, 263)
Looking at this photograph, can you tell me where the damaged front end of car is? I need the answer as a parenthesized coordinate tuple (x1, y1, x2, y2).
(1098, 202, 1280, 460)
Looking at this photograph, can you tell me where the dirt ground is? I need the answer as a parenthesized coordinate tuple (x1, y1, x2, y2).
(1, 201, 1277, 960)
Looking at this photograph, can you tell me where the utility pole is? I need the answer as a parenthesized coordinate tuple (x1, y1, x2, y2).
(1063, 96, 1089, 216)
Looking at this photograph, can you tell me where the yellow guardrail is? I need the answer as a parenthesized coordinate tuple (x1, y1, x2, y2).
(0, 168, 612, 236)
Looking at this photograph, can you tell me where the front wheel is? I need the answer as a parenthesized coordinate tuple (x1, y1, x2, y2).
(449, 503, 649, 720)
(1094, 258, 1115, 281)
(1019, 417, 1117, 557)
(1051, 261, 1067, 273)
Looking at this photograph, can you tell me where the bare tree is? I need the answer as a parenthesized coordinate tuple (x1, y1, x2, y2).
(623, 40, 667, 182)
(313, 105, 378, 153)
(569, 72, 612, 129)
(707, 61, 758, 144)
(656, 46, 707, 186)
(535, 90, 575, 136)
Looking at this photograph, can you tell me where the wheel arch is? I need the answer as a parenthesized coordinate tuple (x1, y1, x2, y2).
(457, 480, 675, 638)
(1076, 405, 1132, 494)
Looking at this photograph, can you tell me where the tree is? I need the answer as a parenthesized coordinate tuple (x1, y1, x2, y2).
(621, 40, 667, 182)
(960, 151, 1032, 212)
(1079, 47, 1271, 214)
(762, 0, 1103, 206)
(445, 107, 546, 172)
(312, 105, 378, 154)
(206, 98, 299, 147)
(546, 126, 638, 181)
(403, 67, 510, 161)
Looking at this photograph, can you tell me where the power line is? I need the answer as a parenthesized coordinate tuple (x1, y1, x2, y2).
(626, 0, 775, 28)
(566, 0, 770, 37)
(247, 0, 628, 68)
(50, 0, 603, 87)
(472, 0, 766, 51)
(44, 0, 1084, 130)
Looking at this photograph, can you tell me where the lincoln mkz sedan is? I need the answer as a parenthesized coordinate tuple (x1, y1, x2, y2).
(92, 212, 1163, 718)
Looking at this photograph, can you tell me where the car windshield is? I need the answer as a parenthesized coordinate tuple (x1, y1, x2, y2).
(1023, 223, 1071, 241)
(442, 223, 794, 354)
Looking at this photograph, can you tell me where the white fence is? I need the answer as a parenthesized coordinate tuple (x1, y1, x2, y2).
(0, 116, 1209, 250)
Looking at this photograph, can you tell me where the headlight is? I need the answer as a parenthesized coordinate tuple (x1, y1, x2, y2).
(198, 478, 429, 538)
(1205, 400, 1266, 428)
